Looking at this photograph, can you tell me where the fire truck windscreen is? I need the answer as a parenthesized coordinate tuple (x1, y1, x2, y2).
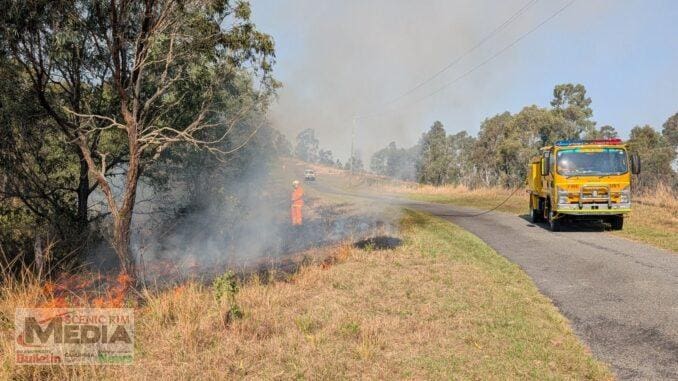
(556, 148, 628, 176)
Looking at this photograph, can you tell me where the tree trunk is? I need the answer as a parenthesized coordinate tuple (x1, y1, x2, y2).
(112, 211, 136, 276)
(76, 154, 90, 227)
(113, 135, 142, 278)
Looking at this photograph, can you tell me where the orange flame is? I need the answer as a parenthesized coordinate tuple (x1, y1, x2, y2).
(39, 272, 133, 308)
(173, 284, 187, 297)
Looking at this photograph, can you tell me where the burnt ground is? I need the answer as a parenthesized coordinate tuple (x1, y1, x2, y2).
(353, 236, 403, 250)
(83, 161, 402, 290)
(111, 194, 402, 285)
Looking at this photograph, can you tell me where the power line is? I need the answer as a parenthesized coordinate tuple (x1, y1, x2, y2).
(349, 1, 575, 219)
(436, 186, 523, 217)
(373, 0, 540, 112)
(358, 0, 576, 120)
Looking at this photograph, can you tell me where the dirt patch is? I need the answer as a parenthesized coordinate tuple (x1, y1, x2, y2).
(353, 236, 402, 250)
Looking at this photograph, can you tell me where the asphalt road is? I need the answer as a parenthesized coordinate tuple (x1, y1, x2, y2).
(403, 200, 678, 380)
(307, 176, 678, 379)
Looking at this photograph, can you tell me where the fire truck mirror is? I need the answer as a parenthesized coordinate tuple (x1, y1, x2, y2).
(631, 153, 641, 175)
(541, 157, 550, 176)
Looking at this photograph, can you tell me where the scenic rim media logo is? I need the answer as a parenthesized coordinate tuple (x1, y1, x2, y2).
(15, 308, 134, 365)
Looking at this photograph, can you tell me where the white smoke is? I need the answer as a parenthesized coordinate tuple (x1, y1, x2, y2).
(252, 0, 621, 159)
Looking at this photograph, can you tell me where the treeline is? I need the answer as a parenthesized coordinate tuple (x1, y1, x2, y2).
(293, 128, 364, 171)
(0, 1, 284, 278)
(370, 84, 677, 189)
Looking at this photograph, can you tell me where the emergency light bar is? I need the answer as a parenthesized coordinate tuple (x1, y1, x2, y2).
(555, 138, 623, 146)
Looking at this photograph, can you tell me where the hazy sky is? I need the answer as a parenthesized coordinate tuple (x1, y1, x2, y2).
(250, 0, 678, 160)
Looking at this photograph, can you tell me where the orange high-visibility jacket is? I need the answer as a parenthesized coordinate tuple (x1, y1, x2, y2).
(291, 187, 304, 206)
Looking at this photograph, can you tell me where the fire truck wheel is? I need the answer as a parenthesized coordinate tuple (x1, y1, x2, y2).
(530, 197, 544, 223)
(548, 209, 561, 232)
(531, 207, 543, 223)
(609, 215, 624, 230)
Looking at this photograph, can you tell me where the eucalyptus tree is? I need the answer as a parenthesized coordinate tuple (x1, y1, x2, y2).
(417, 121, 451, 185)
(295, 128, 320, 163)
(663, 112, 678, 150)
(550, 83, 595, 138)
(1, 0, 276, 276)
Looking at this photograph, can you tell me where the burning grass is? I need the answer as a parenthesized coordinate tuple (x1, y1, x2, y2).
(1, 212, 612, 380)
(41, 273, 133, 308)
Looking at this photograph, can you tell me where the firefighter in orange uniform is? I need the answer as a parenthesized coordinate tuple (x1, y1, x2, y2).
(291, 180, 304, 226)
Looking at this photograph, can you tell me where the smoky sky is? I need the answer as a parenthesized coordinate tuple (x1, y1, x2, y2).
(251, 0, 678, 161)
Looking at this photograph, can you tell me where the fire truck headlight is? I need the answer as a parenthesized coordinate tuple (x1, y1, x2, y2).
(621, 186, 631, 204)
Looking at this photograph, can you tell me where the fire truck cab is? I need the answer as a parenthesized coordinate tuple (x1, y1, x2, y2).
(527, 139, 641, 231)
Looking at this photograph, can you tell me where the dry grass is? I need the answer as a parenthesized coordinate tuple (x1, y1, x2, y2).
(620, 183, 678, 252)
(1, 212, 612, 380)
(635, 182, 678, 212)
(378, 182, 528, 215)
(376, 181, 678, 253)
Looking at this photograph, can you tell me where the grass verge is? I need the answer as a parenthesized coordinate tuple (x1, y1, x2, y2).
(402, 185, 527, 215)
(1, 211, 612, 380)
(380, 182, 677, 252)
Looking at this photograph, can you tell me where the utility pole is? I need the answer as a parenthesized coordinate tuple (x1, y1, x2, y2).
(350, 117, 356, 176)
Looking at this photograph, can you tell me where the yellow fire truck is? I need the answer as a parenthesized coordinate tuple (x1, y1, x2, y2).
(527, 139, 641, 231)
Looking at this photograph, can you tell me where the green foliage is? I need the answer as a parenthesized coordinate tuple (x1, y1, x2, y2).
(550, 83, 596, 138)
(271, 129, 293, 157)
(662, 112, 678, 149)
(446, 131, 475, 185)
(293, 128, 342, 167)
(471, 111, 514, 186)
(586, 125, 618, 140)
(417, 121, 452, 185)
(213, 271, 239, 303)
(339, 321, 361, 337)
(213, 271, 243, 322)
(0, 56, 96, 271)
(497, 105, 571, 186)
(627, 125, 676, 188)
(0, 201, 36, 272)
(229, 303, 244, 320)
(295, 128, 320, 162)
(294, 313, 321, 335)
